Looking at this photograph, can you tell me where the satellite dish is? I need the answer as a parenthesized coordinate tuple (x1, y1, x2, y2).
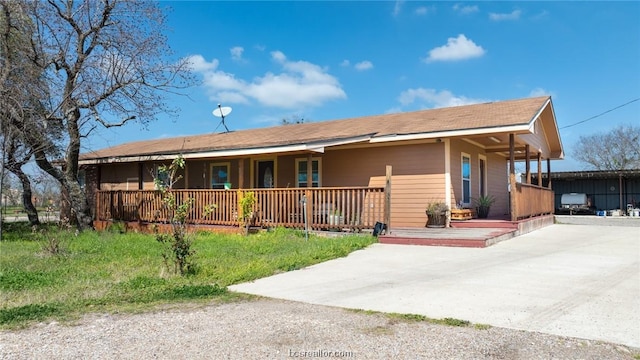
(212, 106, 232, 118)
(212, 104, 232, 132)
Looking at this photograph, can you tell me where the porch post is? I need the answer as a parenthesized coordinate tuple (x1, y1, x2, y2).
(619, 173, 623, 212)
(509, 134, 517, 221)
(305, 151, 314, 229)
(537, 153, 542, 187)
(305, 188, 312, 229)
(546, 158, 552, 189)
(306, 154, 313, 188)
(385, 165, 392, 231)
(184, 162, 189, 189)
(525, 145, 531, 184)
(138, 163, 143, 190)
(238, 158, 244, 189)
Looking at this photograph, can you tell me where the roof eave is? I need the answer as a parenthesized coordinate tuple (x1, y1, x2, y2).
(79, 135, 372, 165)
(368, 123, 533, 144)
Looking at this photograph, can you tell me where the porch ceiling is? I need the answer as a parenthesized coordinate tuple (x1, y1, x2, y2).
(462, 98, 564, 161)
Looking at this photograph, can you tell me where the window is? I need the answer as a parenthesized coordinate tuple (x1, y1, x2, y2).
(78, 169, 86, 190)
(210, 163, 230, 189)
(295, 158, 321, 187)
(154, 165, 170, 189)
(126, 177, 138, 191)
(462, 154, 471, 205)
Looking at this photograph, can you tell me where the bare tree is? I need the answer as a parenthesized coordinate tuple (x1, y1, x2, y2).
(13, 0, 194, 230)
(32, 169, 61, 208)
(573, 124, 640, 171)
(0, 0, 50, 228)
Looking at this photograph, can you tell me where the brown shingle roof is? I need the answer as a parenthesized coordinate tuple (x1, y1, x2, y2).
(80, 96, 551, 161)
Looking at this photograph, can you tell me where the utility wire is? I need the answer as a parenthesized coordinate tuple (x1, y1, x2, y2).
(559, 97, 640, 129)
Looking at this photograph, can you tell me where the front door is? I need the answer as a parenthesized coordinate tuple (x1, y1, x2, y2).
(255, 160, 275, 188)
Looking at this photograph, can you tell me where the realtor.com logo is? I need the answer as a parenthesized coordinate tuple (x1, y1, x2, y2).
(288, 349, 354, 358)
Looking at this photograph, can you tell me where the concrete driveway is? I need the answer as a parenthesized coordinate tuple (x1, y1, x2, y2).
(230, 224, 640, 348)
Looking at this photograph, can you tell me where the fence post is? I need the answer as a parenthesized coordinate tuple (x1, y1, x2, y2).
(509, 134, 517, 221)
(385, 165, 392, 231)
(305, 188, 312, 230)
(137, 191, 142, 222)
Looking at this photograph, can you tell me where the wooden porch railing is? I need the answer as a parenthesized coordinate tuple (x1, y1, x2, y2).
(95, 187, 386, 231)
(512, 183, 554, 220)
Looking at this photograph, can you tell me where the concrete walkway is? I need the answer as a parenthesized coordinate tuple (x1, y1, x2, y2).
(230, 224, 640, 348)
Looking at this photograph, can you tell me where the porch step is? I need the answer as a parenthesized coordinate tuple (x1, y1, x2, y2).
(450, 219, 518, 229)
(378, 228, 517, 248)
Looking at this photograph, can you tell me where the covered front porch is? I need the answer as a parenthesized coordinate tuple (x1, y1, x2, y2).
(94, 186, 388, 233)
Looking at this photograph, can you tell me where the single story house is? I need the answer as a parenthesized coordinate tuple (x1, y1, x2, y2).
(79, 96, 563, 231)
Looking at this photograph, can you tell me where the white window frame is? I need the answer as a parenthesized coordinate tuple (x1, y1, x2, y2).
(461, 153, 471, 206)
(126, 177, 138, 191)
(210, 162, 231, 189)
(295, 157, 322, 188)
(78, 169, 87, 190)
(478, 154, 487, 197)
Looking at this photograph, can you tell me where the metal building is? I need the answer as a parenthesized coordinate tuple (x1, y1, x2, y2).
(531, 169, 640, 213)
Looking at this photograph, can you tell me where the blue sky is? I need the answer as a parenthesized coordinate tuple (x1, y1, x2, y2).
(86, 1, 640, 172)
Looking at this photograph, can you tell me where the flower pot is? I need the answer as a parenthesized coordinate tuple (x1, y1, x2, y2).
(426, 210, 447, 228)
(476, 206, 490, 219)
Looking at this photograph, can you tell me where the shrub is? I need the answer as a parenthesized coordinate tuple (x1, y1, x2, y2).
(153, 156, 197, 276)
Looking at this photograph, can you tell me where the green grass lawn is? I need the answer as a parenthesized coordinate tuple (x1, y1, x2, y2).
(0, 223, 376, 328)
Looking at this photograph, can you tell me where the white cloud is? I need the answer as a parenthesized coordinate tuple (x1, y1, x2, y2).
(453, 4, 479, 14)
(392, 0, 404, 17)
(415, 7, 428, 15)
(185, 55, 219, 72)
(531, 10, 549, 21)
(423, 34, 486, 63)
(354, 60, 374, 71)
(187, 51, 346, 109)
(340, 60, 350, 67)
(230, 46, 244, 61)
(398, 88, 488, 108)
(489, 10, 522, 21)
(271, 50, 287, 63)
(217, 91, 250, 104)
(529, 87, 555, 98)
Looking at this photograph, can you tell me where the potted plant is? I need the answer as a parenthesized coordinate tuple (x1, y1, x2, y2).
(473, 194, 496, 219)
(425, 201, 449, 228)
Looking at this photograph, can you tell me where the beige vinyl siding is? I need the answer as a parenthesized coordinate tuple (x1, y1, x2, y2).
(185, 160, 210, 189)
(486, 153, 508, 216)
(324, 143, 446, 228)
(100, 163, 139, 191)
(323, 143, 444, 185)
(369, 174, 445, 227)
(519, 119, 551, 158)
(276, 155, 297, 188)
(450, 139, 508, 215)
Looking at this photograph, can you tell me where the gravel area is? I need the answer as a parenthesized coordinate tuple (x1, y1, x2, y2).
(1, 298, 637, 359)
